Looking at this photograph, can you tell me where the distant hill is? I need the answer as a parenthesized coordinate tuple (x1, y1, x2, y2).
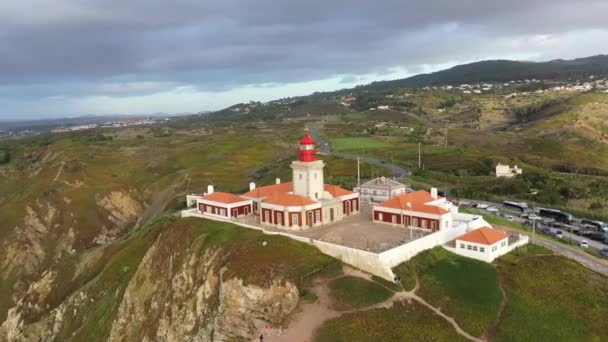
(193, 54, 608, 123)
(364, 55, 608, 90)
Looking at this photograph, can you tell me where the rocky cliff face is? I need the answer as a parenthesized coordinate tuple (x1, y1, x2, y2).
(1, 222, 301, 342)
(108, 229, 299, 342)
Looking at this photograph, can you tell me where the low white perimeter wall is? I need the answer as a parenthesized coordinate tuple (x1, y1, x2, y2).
(181, 209, 394, 280)
(379, 217, 490, 269)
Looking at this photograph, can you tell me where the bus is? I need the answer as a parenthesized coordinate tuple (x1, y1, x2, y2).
(538, 208, 573, 224)
(502, 201, 528, 212)
(580, 219, 608, 232)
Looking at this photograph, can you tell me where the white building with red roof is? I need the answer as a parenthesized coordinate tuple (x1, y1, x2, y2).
(195, 186, 253, 219)
(372, 188, 455, 232)
(451, 226, 528, 262)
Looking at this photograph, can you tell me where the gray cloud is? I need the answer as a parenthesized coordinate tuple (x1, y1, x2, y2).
(1, 0, 608, 118)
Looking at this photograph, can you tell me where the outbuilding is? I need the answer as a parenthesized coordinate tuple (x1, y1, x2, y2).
(196, 190, 253, 219)
(454, 227, 509, 262)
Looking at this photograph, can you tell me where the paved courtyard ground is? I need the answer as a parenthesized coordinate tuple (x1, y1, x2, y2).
(243, 204, 430, 253)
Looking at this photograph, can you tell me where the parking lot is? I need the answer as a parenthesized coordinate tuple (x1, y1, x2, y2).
(459, 199, 608, 255)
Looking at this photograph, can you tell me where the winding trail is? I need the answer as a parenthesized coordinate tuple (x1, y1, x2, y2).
(254, 267, 482, 342)
(485, 272, 508, 340)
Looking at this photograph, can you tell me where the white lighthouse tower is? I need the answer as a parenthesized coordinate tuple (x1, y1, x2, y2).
(291, 130, 326, 201)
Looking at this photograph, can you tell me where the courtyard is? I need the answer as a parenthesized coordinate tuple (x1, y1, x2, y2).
(242, 204, 431, 253)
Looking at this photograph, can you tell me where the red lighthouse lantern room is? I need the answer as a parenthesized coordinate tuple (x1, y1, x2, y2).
(299, 131, 316, 162)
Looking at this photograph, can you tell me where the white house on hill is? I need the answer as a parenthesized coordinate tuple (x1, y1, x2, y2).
(496, 163, 522, 178)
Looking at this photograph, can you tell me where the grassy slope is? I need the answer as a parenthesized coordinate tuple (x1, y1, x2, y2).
(314, 301, 468, 342)
(495, 245, 608, 342)
(328, 276, 393, 310)
(393, 248, 502, 337)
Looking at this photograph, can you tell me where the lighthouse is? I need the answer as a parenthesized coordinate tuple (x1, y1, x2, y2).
(291, 130, 326, 200)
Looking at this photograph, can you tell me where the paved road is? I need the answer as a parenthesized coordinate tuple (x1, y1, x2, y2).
(498, 224, 608, 276)
(309, 122, 409, 179)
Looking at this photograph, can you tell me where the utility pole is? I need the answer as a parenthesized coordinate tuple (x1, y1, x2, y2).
(418, 142, 421, 169)
(357, 157, 361, 186)
(532, 201, 536, 244)
(391, 152, 395, 179)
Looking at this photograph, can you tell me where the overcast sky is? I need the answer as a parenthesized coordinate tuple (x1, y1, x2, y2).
(1, 0, 607, 120)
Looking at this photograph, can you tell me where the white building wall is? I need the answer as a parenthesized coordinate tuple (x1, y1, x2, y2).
(292, 160, 325, 200)
(448, 235, 529, 263)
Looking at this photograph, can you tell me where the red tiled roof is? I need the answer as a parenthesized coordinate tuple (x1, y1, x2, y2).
(324, 184, 354, 197)
(457, 227, 508, 245)
(378, 190, 447, 215)
(241, 182, 294, 198)
(263, 192, 316, 207)
(202, 192, 249, 204)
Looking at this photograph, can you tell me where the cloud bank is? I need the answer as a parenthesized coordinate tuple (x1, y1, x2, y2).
(1, 0, 607, 119)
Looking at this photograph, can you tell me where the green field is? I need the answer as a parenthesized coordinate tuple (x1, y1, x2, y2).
(494, 245, 608, 341)
(314, 301, 468, 342)
(335, 245, 608, 341)
(393, 248, 503, 336)
(328, 276, 393, 310)
(330, 137, 391, 152)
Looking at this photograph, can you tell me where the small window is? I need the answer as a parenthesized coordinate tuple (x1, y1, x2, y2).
(431, 221, 437, 230)
(315, 210, 321, 222)
(392, 215, 397, 223)
(467, 245, 472, 250)
(480, 247, 485, 252)
(379, 213, 384, 221)
(472, 246, 478, 251)
(315, 192, 319, 199)
(292, 214, 299, 225)
(460, 243, 465, 249)
(413, 218, 418, 227)
(422, 220, 427, 229)
(299, 173, 303, 180)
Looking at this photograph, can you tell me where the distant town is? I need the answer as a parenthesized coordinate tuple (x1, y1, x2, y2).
(0, 116, 172, 140)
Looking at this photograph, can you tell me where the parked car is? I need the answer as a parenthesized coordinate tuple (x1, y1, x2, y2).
(506, 215, 514, 221)
(476, 203, 489, 209)
(555, 230, 563, 239)
(580, 240, 589, 249)
(600, 248, 608, 257)
(528, 214, 541, 221)
(486, 206, 499, 213)
(540, 227, 552, 234)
